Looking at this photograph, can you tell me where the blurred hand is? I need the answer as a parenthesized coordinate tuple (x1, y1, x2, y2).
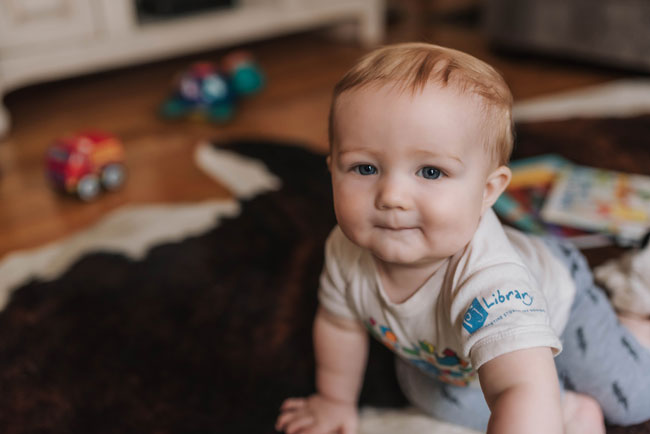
(275, 394, 358, 434)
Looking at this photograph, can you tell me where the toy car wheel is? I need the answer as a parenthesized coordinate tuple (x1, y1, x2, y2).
(101, 163, 126, 191)
(77, 174, 101, 201)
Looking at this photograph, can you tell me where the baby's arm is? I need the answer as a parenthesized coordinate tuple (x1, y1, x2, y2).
(478, 347, 563, 434)
(276, 306, 369, 434)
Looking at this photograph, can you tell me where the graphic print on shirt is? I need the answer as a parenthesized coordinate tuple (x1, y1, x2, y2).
(462, 289, 538, 334)
(365, 317, 475, 387)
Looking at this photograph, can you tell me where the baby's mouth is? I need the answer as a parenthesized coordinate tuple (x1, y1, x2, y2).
(376, 225, 417, 231)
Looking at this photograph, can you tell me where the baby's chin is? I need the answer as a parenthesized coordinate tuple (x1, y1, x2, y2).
(368, 244, 436, 267)
(367, 235, 464, 266)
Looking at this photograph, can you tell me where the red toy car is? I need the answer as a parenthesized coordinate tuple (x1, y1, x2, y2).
(46, 131, 127, 201)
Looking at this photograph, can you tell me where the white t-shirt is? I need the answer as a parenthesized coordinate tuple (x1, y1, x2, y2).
(318, 209, 576, 387)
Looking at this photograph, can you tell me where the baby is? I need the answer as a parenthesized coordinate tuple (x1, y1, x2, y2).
(275, 43, 650, 434)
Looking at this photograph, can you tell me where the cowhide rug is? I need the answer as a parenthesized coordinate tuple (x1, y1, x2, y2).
(1, 80, 650, 434)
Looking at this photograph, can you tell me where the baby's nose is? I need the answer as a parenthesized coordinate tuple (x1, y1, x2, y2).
(375, 178, 412, 210)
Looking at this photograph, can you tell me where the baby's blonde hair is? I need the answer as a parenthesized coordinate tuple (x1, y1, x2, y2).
(329, 42, 514, 166)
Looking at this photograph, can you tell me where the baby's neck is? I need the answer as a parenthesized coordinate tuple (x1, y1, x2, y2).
(374, 258, 447, 304)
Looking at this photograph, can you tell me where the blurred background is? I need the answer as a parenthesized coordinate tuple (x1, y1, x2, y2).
(0, 0, 647, 258)
(1, 2, 650, 433)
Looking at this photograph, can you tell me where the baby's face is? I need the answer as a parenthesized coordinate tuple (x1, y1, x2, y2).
(329, 83, 499, 267)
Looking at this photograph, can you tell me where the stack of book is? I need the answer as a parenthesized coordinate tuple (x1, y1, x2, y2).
(495, 155, 650, 248)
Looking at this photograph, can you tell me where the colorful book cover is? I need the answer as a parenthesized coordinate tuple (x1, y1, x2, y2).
(494, 155, 611, 248)
(495, 154, 567, 233)
(541, 165, 650, 244)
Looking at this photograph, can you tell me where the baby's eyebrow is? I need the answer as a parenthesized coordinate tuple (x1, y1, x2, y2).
(336, 148, 378, 157)
(414, 150, 463, 165)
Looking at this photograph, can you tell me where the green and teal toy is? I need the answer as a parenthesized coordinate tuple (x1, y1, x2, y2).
(160, 51, 265, 123)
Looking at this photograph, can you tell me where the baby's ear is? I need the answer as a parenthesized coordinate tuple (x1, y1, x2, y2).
(482, 165, 512, 214)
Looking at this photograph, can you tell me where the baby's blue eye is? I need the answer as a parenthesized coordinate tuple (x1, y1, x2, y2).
(355, 164, 377, 175)
(418, 167, 442, 180)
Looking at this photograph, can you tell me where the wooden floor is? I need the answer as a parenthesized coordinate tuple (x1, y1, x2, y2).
(0, 11, 631, 259)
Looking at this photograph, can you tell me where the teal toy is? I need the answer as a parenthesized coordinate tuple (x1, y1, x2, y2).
(222, 51, 266, 96)
(160, 51, 264, 123)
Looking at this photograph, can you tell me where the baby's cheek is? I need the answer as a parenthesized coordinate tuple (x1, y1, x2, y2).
(422, 196, 478, 238)
(333, 195, 363, 227)
(420, 193, 459, 221)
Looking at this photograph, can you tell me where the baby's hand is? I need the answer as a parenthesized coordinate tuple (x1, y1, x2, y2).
(275, 394, 358, 434)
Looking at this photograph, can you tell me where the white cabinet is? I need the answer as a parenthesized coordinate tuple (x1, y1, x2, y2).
(0, 0, 385, 136)
(0, 0, 100, 139)
(0, 0, 97, 50)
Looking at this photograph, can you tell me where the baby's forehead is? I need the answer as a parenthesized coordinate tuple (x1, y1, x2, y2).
(331, 84, 500, 165)
(335, 81, 487, 112)
(333, 82, 491, 133)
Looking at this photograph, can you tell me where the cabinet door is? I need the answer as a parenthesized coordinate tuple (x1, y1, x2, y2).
(0, 0, 97, 50)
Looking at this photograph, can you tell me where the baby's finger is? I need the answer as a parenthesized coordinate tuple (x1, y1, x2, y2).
(281, 397, 308, 411)
(340, 419, 358, 434)
(284, 414, 315, 434)
(275, 410, 300, 432)
(297, 424, 330, 434)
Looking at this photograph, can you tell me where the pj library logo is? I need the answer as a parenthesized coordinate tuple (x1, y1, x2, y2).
(463, 289, 534, 334)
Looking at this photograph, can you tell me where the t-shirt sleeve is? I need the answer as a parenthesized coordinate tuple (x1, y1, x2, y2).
(450, 263, 563, 370)
(317, 227, 358, 321)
